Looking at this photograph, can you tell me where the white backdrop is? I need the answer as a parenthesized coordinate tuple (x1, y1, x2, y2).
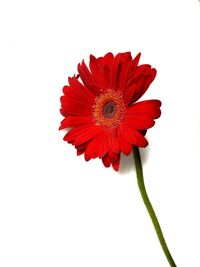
(0, 0, 200, 266)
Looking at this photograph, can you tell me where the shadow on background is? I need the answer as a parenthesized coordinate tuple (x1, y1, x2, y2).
(119, 147, 150, 175)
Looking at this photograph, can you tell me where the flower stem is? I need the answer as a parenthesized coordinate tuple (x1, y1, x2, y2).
(132, 145, 177, 267)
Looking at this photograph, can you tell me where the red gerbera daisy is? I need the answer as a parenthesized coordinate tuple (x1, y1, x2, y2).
(59, 52, 161, 171)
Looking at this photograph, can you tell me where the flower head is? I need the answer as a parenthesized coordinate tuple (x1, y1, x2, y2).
(59, 52, 161, 171)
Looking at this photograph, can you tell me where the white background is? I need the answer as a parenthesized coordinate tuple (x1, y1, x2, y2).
(0, 0, 200, 266)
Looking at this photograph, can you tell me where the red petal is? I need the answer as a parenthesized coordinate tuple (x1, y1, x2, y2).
(59, 116, 93, 130)
(130, 67, 157, 103)
(123, 84, 137, 106)
(75, 125, 103, 146)
(112, 155, 120, 171)
(119, 138, 132, 156)
(119, 123, 148, 147)
(108, 128, 120, 153)
(102, 53, 114, 88)
(102, 150, 119, 169)
(103, 52, 114, 67)
(108, 149, 119, 163)
(117, 52, 132, 91)
(60, 95, 92, 116)
(68, 76, 95, 99)
(123, 53, 141, 92)
(64, 125, 102, 145)
(110, 53, 121, 90)
(61, 93, 92, 108)
(127, 64, 151, 86)
(78, 60, 100, 94)
(131, 53, 141, 72)
(102, 153, 111, 168)
(89, 55, 106, 89)
(75, 141, 89, 155)
(84, 132, 107, 161)
(77, 150, 84, 155)
(124, 116, 155, 130)
(98, 131, 110, 157)
(60, 78, 95, 117)
(129, 99, 161, 117)
(125, 99, 162, 130)
(63, 125, 88, 142)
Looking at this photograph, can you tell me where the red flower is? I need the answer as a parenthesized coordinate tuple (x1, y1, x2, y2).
(59, 52, 161, 171)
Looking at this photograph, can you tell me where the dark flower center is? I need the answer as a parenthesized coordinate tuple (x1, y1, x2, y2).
(103, 101, 116, 118)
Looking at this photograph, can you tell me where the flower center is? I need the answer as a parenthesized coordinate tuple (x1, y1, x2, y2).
(93, 90, 125, 128)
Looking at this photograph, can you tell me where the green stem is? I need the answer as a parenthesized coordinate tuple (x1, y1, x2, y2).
(132, 145, 177, 267)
